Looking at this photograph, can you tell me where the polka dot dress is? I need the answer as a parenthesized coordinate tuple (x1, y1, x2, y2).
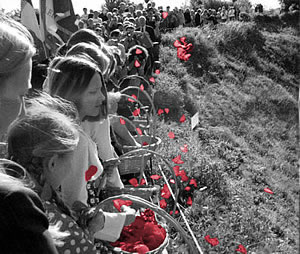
(44, 201, 99, 254)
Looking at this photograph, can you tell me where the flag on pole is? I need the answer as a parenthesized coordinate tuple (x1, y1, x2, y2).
(21, 0, 43, 41)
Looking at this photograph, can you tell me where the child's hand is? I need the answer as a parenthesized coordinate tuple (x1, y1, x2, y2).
(121, 205, 136, 226)
(88, 209, 105, 236)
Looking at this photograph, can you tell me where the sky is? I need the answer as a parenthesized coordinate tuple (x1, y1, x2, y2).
(0, 0, 281, 13)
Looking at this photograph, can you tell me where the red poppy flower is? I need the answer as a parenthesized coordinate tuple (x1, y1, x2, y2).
(85, 165, 98, 182)
(140, 178, 146, 186)
(136, 48, 143, 54)
(134, 59, 141, 68)
(170, 179, 175, 184)
(119, 118, 126, 125)
(187, 196, 193, 206)
(189, 179, 197, 187)
(264, 188, 274, 194)
(204, 235, 219, 246)
(160, 199, 167, 209)
(161, 184, 171, 199)
(185, 186, 191, 191)
(129, 178, 139, 187)
(179, 114, 186, 123)
(136, 127, 143, 135)
(236, 244, 247, 254)
(164, 108, 169, 114)
(142, 142, 149, 146)
(113, 199, 133, 212)
(172, 155, 184, 164)
(128, 94, 137, 102)
(162, 12, 168, 19)
(179, 170, 189, 182)
(168, 131, 175, 139)
(140, 84, 144, 91)
(170, 210, 179, 215)
(133, 108, 140, 116)
(149, 77, 155, 83)
(157, 108, 164, 116)
(173, 165, 180, 176)
(155, 69, 160, 74)
(180, 144, 188, 153)
(133, 244, 149, 254)
(150, 174, 161, 180)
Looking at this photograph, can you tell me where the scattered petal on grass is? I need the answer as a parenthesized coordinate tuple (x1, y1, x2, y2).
(164, 108, 169, 114)
(128, 94, 137, 102)
(179, 170, 189, 182)
(185, 186, 191, 191)
(133, 108, 140, 116)
(172, 155, 184, 164)
(264, 188, 274, 194)
(204, 235, 219, 246)
(140, 84, 144, 91)
(189, 179, 197, 187)
(142, 142, 149, 146)
(180, 144, 188, 153)
(134, 59, 141, 68)
(119, 118, 126, 125)
(160, 199, 167, 209)
(158, 109, 164, 115)
(168, 131, 175, 139)
(161, 184, 171, 199)
(179, 114, 186, 123)
(136, 128, 143, 136)
(150, 174, 161, 180)
(187, 196, 193, 206)
(236, 244, 247, 254)
(136, 48, 143, 54)
(173, 165, 180, 176)
(129, 178, 139, 187)
(170, 179, 175, 184)
(155, 69, 160, 74)
(162, 12, 168, 19)
(149, 77, 155, 83)
(113, 199, 133, 212)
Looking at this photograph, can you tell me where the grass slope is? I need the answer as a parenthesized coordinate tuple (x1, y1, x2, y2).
(152, 22, 299, 253)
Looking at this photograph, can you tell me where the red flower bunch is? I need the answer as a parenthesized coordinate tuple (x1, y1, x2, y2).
(111, 209, 167, 253)
(173, 37, 194, 61)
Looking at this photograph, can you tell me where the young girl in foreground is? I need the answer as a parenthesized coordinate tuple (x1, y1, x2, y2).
(8, 99, 135, 253)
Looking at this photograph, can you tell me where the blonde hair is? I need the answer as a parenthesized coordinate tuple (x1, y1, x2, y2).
(0, 15, 35, 81)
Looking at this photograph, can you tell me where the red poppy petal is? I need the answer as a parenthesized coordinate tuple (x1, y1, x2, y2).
(164, 108, 169, 114)
(155, 69, 160, 74)
(168, 131, 175, 139)
(172, 155, 184, 164)
(180, 36, 187, 44)
(149, 77, 155, 83)
(150, 174, 161, 180)
(161, 184, 171, 199)
(236, 244, 247, 254)
(170, 179, 175, 184)
(185, 186, 191, 191)
(189, 179, 197, 187)
(134, 59, 141, 68)
(136, 127, 143, 136)
(173, 165, 180, 176)
(173, 39, 182, 48)
(119, 118, 126, 125)
(129, 178, 139, 187)
(136, 48, 143, 54)
(140, 178, 146, 186)
(187, 196, 193, 206)
(140, 84, 144, 91)
(160, 199, 167, 209)
(113, 199, 133, 212)
(142, 141, 149, 146)
(85, 165, 98, 182)
(128, 94, 137, 102)
(204, 235, 219, 246)
(264, 188, 274, 194)
(179, 114, 186, 123)
(157, 109, 164, 116)
(180, 144, 188, 153)
(162, 12, 168, 19)
(170, 210, 179, 215)
(133, 108, 140, 116)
